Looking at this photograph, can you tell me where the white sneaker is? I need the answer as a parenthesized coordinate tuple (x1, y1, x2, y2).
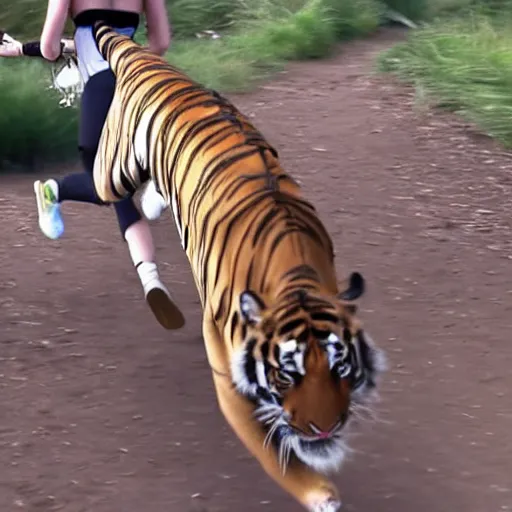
(140, 180, 167, 221)
(33, 179, 64, 240)
(137, 262, 185, 330)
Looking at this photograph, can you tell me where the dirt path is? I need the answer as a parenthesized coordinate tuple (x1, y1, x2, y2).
(0, 27, 510, 512)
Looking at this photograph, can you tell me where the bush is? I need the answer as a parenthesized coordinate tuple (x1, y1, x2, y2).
(378, 10, 512, 147)
(167, 0, 382, 89)
(0, 0, 384, 169)
(253, 0, 339, 61)
(0, 0, 49, 39)
(0, 59, 78, 169)
(322, 0, 384, 40)
(429, 0, 474, 16)
(166, 0, 236, 38)
(379, 0, 430, 21)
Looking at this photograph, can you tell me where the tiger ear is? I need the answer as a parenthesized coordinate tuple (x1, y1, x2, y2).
(338, 272, 365, 301)
(240, 291, 266, 325)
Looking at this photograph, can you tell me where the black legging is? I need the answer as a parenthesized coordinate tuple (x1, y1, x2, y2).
(56, 68, 141, 237)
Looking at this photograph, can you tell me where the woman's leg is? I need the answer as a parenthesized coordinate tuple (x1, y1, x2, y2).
(33, 73, 110, 240)
(34, 70, 185, 329)
(113, 190, 185, 331)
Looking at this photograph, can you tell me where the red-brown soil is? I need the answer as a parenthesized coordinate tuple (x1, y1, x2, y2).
(0, 28, 510, 512)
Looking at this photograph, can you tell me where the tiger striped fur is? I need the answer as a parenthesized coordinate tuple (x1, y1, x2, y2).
(91, 21, 386, 512)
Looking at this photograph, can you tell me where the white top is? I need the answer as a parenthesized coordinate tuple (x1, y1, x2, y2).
(74, 25, 135, 83)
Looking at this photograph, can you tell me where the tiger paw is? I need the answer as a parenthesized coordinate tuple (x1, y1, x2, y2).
(306, 491, 342, 512)
(308, 498, 342, 512)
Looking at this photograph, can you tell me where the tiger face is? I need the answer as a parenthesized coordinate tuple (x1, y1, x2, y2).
(231, 272, 386, 475)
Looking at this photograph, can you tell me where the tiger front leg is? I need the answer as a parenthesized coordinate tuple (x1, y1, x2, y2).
(211, 371, 342, 512)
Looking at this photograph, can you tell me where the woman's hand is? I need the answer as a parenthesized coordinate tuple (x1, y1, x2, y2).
(61, 38, 75, 55)
(0, 32, 23, 57)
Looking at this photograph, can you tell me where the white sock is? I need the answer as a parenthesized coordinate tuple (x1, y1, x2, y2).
(136, 261, 160, 286)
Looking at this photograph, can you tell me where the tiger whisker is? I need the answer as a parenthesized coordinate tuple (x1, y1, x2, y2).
(255, 403, 282, 424)
(350, 402, 389, 425)
(279, 436, 292, 475)
(350, 407, 377, 423)
(351, 402, 375, 416)
(263, 417, 281, 449)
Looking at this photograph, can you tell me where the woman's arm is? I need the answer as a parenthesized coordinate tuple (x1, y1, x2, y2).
(0, 0, 71, 60)
(40, 0, 70, 61)
(144, 0, 172, 56)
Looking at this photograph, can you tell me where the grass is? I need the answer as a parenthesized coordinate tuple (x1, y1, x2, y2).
(379, 0, 430, 20)
(0, 0, 490, 170)
(429, 0, 475, 14)
(165, 0, 343, 91)
(378, 8, 512, 148)
(0, 0, 387, 169)
(140, 0, 385, 89)
(0, 59, 78, 169)
(1, 0, 491, 169)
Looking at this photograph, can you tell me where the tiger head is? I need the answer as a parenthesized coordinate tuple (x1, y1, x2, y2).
(231, 272, 386, 475)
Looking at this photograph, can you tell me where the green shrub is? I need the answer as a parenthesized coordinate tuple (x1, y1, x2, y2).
(167, 0, 339, 90)
(259, 0, 338, 60)
(0, 0, 48, 39)
(379, 0, 430, 20)
(166, 0, 236, 38)
(378, 12, 512, 147)
(167, 39, 271, 92)
(0, 0, 386, 169)
(323, 0, 383, 40)
(429, 0, 473, 16)
(0, 0, 76, 38)
(0, 59, 78, 169)
(0, 0, 234, 39)
(168, 0, 382, 90)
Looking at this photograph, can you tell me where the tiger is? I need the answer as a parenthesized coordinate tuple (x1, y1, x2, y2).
(91, 21, 386, 512)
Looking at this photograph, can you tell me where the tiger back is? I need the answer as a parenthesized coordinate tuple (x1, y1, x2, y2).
(92, 21, 386, 512)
